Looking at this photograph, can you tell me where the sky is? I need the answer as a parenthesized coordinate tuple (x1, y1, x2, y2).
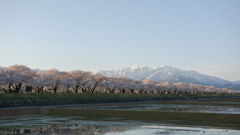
(0, 0, 240, 81)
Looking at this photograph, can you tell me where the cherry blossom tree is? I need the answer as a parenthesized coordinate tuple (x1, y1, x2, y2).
(0, 69, 8, 92)
(1, 65, 33, 93)
(138, 83, 147, 94)
(143, 80, 157, 94)
(81, 78, 95, 93)
(46, 69, 67, 93)
(99, 80, 113, 93)
(107, 77, 119, 93)
(33, 72, 54, 93)
(128, 82, 139, 94)
(68, 70, 92, 93)
(88, 74, 107, 93)
(116, 81, 128, 94)
(61, 78, 76, 93)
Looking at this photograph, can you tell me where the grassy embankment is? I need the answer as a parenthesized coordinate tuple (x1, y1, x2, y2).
(0, 93, 238, 101)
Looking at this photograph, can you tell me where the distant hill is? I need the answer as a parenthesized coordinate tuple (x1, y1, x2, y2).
(97, 65, 235, 87)
(31, 68, 45, 73)
(233, 80, 240, 84)
(0, 66, 44, 73)
(0, 67, 7, 70)
(219, 83, 240, 90)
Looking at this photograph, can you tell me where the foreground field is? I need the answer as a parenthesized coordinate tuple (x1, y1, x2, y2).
(0, 97, 240, 134)
(48, 98, 240, 129)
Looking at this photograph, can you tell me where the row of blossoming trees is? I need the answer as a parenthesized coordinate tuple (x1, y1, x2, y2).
(0, 64, 237, 94)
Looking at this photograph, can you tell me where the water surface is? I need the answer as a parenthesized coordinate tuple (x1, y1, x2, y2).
(0, 115, 240, 135)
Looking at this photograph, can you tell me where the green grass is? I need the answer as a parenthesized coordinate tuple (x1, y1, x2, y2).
(0, 93, 166, 100)
(0, 93, 238, 101)
(48, 108, 240, 129)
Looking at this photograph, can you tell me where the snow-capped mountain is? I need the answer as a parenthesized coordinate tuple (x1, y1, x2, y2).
(97, 65, 232, 86)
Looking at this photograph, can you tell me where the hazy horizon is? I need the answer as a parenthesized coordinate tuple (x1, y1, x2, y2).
(1, 0, 240, 81)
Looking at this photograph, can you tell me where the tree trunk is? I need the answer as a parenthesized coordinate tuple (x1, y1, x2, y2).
(51, 84, 58, 93)
(130, 89, 134, 94)
(139, 90, 144, 94)
(41, 86, 44, 93)
(91, 82, 99, 93)
(81, 88, 86, 93)
(121, 89, 126, 94)
(110, 88, 115, 93)
(8, 83, 12, 93)
(73, 86, 78, 93)
(0, 88, 7, 93)
(37, 86, 41, 93)
(54, 87, 57, 93)
(15, 84, 22, 93)
(67, 87, 70, 93)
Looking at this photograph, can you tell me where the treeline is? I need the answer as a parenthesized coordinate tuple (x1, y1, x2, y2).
(0, 64, 238, 94)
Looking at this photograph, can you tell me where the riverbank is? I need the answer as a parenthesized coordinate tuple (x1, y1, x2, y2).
(1, 98, 240, 129)
(48, 108, 240, 129)
(47, 97, 240, 129)
(1, 97, 240, 129)
(0, 93, 239, 108)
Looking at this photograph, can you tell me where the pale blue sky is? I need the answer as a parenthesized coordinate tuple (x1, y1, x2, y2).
(0, 0, 240, 81)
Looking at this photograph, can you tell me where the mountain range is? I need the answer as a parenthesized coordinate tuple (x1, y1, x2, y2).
(97, 65, 240, 89)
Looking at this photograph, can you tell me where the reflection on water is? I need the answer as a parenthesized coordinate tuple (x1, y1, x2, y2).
(0, 124, 136, 135)
(0, 115, 141, 135)
(1, 100, 240, 134)
(0, 116, 240, 135)
(68, 103, 240, 114)
(0, 115, 240, 135)
(106, 125, 240, 135)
